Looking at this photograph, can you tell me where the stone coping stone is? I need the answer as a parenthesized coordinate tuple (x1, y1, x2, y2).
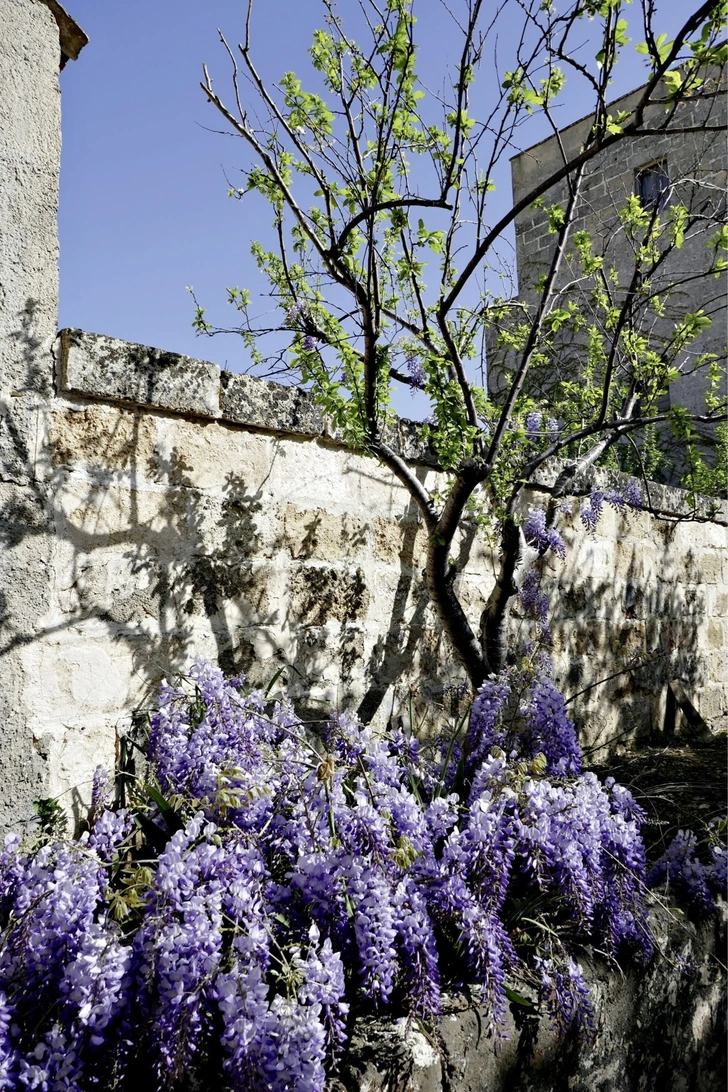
(222, 373, 439, 465)
(60, 329, 221, 419)
(221, 371, 324, 437)
(335, 900, 727, 1092)
(57, 329, 440, 466)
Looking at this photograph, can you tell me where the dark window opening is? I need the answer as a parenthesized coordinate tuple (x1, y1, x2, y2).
(635, 160, 669, 210)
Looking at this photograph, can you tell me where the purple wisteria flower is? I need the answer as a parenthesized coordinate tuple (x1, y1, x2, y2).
(623, 479, 642, 509)
(0, 660, 664, 1084)
(465, 677, 511, 771)
(522, 679, 581, 776)
(525, 411, 543, 441)
(523, 507, 566, 558)
(579, 481, 642, 532)
(579, 491, 604, 532)
(91, 763, 111, 815)
(536, 951, 595, 1043)
(285, 299, 306, 326)
(520, 569, 549, 627)
(525, 412, 560, 444)
(647, 830, 726, 915)
(405, 353, 426, 391)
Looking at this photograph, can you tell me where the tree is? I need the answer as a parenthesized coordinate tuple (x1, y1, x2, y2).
(197, 0, 727, 692)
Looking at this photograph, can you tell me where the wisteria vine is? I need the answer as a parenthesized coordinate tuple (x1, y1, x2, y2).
(0, 652, 662, 1091)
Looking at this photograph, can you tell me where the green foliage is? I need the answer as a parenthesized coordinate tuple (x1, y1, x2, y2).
(33, 796, 68, 841)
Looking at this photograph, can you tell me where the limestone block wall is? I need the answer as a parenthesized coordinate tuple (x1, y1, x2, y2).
(1, 326, 724, 829)
(537, 466, 728, 758)
(28, 329, 465, 826)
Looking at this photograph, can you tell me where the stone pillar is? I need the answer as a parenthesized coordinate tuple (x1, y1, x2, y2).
(0, 0, 85, 831)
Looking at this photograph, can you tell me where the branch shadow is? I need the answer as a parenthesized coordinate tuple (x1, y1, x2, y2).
(545, 513, 709, 760)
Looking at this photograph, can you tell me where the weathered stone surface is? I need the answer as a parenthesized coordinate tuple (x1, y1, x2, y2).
(0, 0, 64, 834)
(380, 417, 440, 468)
(60, 329, 221, 419)
(57, 333, 443, 467)
(334, 902, 727, 1092)
(394, 417, 439, 467)
(507, 77, 727, 427)
(289, 565, 370, 626)
(221, 370, 324, 436)
(5, 377, 724, 819)
(1, 0, 726, 834)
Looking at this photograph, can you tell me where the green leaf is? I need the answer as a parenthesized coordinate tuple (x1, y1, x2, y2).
(145, 784, 185, 833)
(505, 985, 536, 1008)
(264, 667, 286, 698)
(614, 19, 630, 47)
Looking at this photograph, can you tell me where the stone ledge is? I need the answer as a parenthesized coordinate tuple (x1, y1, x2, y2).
(530, 461, 728, 525)
(221, 371, 324, 437)
(334, 900, 727, 1092)
(57, 329, 440, 467)
(59, 329, 221, 419)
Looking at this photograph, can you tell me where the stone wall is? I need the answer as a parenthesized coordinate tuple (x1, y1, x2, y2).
(1, 325, 724, 829)
(0, 1, 725, 839)
(334, 901, 727, 1092)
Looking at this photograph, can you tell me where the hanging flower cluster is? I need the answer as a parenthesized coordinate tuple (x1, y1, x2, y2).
(0, 660, 654, 1091)
(524, 412, 560, 445)
(404, 352, 426, 391)
(578, 483, 642, 533)
(647, 829, 727, 915)
(523, 508, 566, 559)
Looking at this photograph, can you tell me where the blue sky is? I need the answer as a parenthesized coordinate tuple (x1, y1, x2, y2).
(58, 0, 689, 381)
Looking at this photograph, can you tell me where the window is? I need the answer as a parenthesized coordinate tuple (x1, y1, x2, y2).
(635, 160, 669, 210)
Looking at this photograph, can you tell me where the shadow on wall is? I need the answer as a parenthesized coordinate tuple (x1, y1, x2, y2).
(0, 299, 60, 833)
(1, 343, 457, 828)
(1, 333, 721, 830)
(544, 519, 707, 760)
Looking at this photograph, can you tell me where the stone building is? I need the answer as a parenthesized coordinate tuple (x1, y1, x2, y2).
(491, 76, 727, 428)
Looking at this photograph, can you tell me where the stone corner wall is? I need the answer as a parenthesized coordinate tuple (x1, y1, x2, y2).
(0, 0, 66, 834)
(38, 0, 89, 67)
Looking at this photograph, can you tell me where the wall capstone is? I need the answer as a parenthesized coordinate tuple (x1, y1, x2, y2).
(221, 370, 325, 437)
(59, 328, 441, 466)
(60, 328, 221, 419)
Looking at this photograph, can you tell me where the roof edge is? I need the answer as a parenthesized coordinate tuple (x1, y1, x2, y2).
(509, 81, 648, 164)
(39, 0, 88, 68)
